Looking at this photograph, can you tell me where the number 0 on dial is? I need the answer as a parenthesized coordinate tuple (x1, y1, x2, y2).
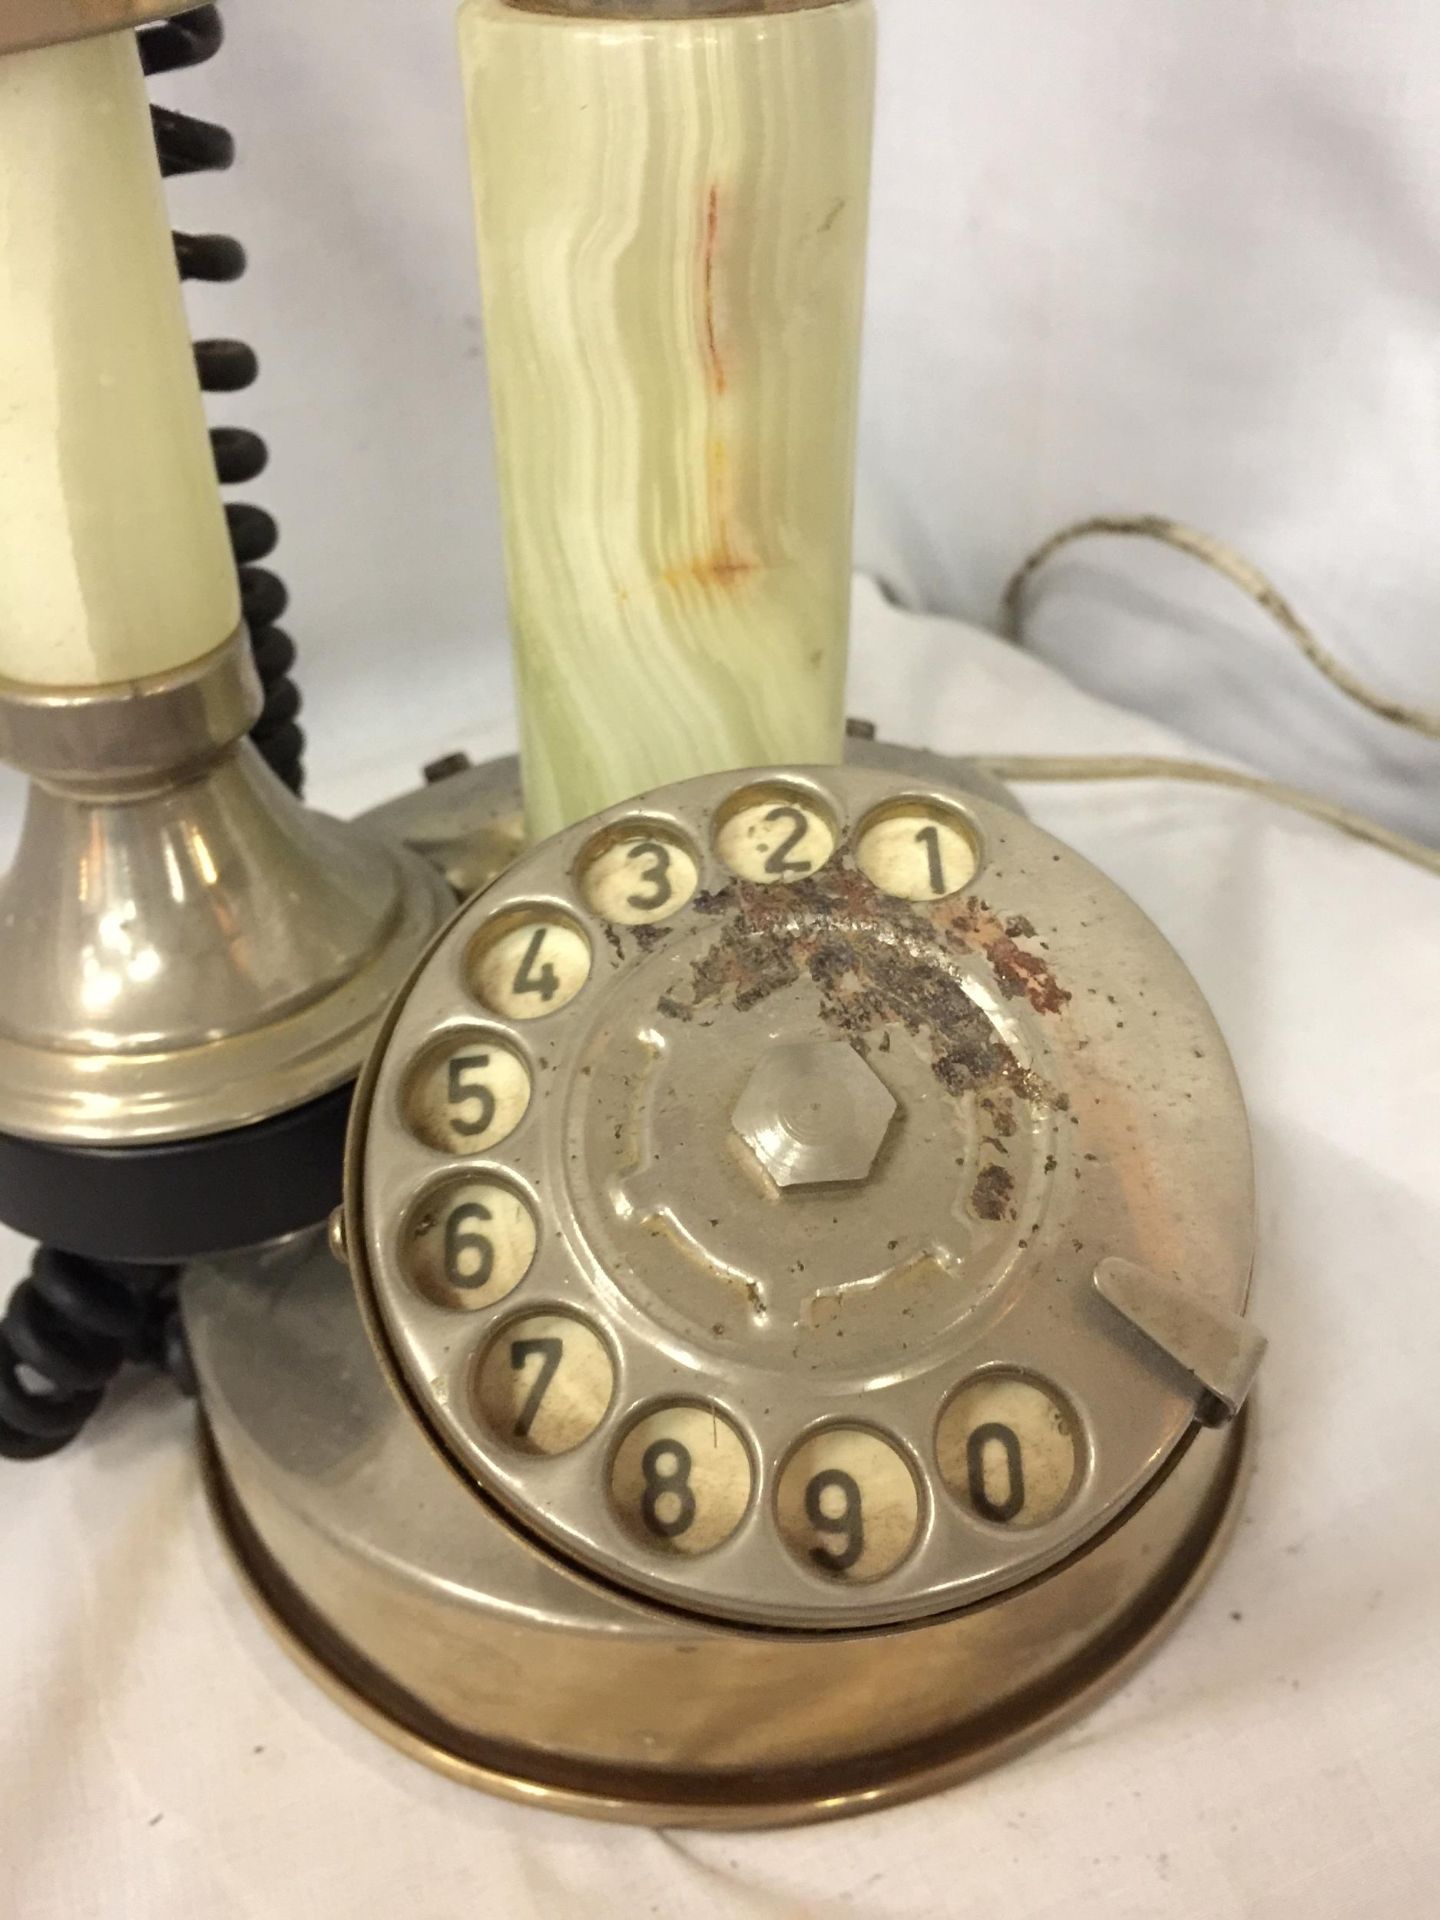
(937, 1375, 1079, 1529)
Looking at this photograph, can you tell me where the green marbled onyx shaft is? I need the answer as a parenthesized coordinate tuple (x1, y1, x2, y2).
(459, 0, 875, 839)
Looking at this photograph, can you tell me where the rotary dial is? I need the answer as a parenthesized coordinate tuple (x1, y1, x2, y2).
(347, 765, 1257, 1630)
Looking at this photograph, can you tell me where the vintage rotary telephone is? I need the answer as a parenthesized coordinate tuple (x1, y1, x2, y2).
(0, 0, 1268, 1825)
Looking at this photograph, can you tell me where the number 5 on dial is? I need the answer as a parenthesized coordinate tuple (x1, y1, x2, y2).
(405, 1037, 531, 1154)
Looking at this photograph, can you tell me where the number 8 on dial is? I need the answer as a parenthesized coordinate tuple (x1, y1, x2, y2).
(611, 1406, 752, 1556)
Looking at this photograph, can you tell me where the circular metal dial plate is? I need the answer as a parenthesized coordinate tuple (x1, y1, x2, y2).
(351, 765, 1254, 1630)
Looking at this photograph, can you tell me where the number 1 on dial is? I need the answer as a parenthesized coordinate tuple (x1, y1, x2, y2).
(915, 823, 946, 897)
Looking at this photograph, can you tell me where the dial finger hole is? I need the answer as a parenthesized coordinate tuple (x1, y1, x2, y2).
(469, 909, 591, 1019)
(610, 1404, 752, 1557)
(404, 1032, 531, 1155)
(714, 784, 836, 885)
(578, 821, 700, 927)
(776, 1427, 921, 1583)
(855, 797, 980, 902)
(402, 1177, 537, 1311)
(936, 1374, 1081, 1529)
(475, 1312, 615, 1457)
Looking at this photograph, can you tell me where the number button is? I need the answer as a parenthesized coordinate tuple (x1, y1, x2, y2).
(580, 828, 699, 927)
(471, 915, 591, 1020)
(476, 1313, 614, 1456)
(856, 802, 979, 902)
(936, 1375, 1080, 1529)
(776, 1428, 920, 1583)
(405, 1036, 531, 1155)
(715, 792, 836, 885)
(610, 1406, 752, 1556)
(404, 1178, 536, 1310)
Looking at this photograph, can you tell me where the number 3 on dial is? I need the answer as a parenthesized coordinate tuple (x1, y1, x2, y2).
(580, 830, 698, 927)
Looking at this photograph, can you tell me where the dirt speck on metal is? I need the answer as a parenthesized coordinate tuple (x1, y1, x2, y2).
(970, 1163, 1016, 1222)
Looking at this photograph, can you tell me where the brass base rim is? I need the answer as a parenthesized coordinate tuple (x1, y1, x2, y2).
(201, 1407, 1254, 1830)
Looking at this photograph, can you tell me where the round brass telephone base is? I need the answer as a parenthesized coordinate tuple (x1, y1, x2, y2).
(189, 1242, 1253, 1830)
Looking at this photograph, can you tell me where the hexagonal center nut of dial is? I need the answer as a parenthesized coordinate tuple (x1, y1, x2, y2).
(732, 1040, 899, 1190)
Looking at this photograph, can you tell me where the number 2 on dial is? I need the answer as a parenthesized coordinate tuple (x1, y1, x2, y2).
(763, 805, 814, 877)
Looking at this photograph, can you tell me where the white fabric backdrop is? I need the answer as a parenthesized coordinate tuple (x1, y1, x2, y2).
(82, 0, 1438, 844)
(3, 589, 1438, 1920)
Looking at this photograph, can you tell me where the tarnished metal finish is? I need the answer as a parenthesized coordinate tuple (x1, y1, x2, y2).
(0, 0, 207, 57)
(1095, 1258, 1268, 1425)
(363, 752, 527, 900)
(188, 1234, 1254, 1828)
(348, 762, 1258, 1631)
(0, 628, 452, 1145)
(732, 1038, 897, 1188)
(0, 627, 261, 788)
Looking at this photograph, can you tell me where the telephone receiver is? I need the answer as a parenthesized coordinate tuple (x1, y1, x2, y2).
(0, 0, 1264, 1828)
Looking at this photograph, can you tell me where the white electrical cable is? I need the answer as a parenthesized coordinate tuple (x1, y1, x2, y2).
(976, 752, 1440, 878)
(992, 514, 1440, 878)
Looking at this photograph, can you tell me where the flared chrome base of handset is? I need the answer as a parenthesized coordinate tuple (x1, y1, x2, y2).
(0, 629, 451, 1149)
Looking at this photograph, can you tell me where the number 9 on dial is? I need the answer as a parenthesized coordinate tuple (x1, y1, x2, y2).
(776, 1428, 920, 1583)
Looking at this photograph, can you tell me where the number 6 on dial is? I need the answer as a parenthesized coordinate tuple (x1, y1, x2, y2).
(404, 1179, 536, 1310)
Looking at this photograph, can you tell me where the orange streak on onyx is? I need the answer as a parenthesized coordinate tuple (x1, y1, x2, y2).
(703, 184, 728, 396)
(657, 185, 759, 593)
